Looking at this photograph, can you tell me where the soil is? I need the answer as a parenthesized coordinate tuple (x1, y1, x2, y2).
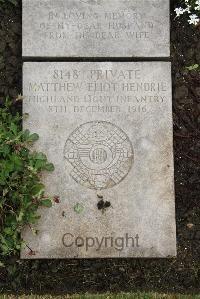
(0, 0, 200, 295)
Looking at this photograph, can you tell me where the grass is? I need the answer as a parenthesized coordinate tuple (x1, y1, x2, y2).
(0, 293, 200, 299)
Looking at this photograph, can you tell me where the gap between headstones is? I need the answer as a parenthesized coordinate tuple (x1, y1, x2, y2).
(22, 57, 171, 63)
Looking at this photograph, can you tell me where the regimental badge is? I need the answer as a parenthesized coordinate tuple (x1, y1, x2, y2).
(64, 121, 134, 190)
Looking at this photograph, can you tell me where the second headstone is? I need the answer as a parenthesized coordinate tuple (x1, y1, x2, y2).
(23, 0, 170, 58)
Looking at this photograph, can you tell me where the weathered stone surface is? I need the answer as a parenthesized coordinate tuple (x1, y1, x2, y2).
(22, 0, 170, 57)
(21, 62, 176, 258)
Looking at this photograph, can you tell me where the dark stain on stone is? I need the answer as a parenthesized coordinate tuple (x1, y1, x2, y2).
(97, 199, 111, 211)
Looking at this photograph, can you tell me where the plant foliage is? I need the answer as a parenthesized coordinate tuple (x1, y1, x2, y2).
(0, 98, 54, 257)
(175, 0, 200, 25)
(186, 63, 200, 70)
(0, 0, 18, 6)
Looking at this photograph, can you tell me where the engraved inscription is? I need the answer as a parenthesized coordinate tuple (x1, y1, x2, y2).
(64, 121, 134, 190)
(25, 65, 169, 115)
(40, 8, 154, 41)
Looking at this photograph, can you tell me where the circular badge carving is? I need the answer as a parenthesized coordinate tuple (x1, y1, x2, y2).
(64, 121, 134, 190)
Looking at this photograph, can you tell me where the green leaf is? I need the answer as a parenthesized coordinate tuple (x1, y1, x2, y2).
(16, 210, 24, 222)
(10, 122, 18, 135)
(74, 203, 84, 214)
(10, 154, 23, 170)
(2, 188, 8, 197)
(22, 129, 30, 140)
(186, 64, 199, 71)
(35, 152, 47, 161)
(34, 159, 46, 170)
(41, 199, 52, 208)
(3, 160, 14, 174)
(0, 144, 10, 157)
(45, 163, 55, 171)
(4, 227, 13, 235)
(31, 183, 45, 196)
(28, 133, 39, 143)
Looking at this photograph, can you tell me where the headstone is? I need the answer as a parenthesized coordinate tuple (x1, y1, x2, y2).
(21, 61, 176, 258)
(22, 0, 170, 57)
